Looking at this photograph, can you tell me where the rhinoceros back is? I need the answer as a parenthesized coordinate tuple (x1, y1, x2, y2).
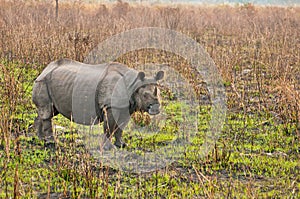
(42, 59, 109, 125)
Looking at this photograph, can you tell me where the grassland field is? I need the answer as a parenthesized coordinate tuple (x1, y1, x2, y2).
(0, 0, 299, 198)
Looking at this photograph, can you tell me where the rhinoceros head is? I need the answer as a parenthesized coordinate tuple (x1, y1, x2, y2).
(133, 71, 164, 115)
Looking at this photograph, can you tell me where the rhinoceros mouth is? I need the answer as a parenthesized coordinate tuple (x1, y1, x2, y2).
(148, 104, 160, 115)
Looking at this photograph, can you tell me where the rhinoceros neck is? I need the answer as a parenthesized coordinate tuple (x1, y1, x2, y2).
(129, 93, 138, 114)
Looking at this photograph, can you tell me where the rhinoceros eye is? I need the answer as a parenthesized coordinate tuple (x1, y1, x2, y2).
(143, 91, 152, 99)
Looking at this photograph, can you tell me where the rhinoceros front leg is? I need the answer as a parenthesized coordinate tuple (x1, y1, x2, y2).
(103, 108, 129, 148)
(114, 128, 126, 148)
(114, 109, 130, 148)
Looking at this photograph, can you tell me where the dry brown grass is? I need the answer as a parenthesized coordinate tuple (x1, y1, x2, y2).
(1, 0, 299, 125)
(0, 1, 300, 197)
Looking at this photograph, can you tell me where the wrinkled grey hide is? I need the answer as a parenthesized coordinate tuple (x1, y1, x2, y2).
(32, 58, 164, 148)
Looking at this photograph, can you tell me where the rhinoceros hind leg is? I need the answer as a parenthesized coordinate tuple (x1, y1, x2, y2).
(33, 80, 57, 143)
(34, 117, 54, 140)
(42, 119, 53, 139)
(34, 117, 43, 137)
(35, 104, 56, 141)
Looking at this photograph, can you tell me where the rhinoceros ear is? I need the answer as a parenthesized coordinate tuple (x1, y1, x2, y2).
(155, 71, 164, 81)
(137, 72, 145, 81)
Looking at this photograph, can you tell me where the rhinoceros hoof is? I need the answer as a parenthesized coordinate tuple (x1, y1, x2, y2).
(44, 139, 56, 149)
(114, 141, 127, 148)
(100, 135, 117, 151)
(103, 142, 117, 151)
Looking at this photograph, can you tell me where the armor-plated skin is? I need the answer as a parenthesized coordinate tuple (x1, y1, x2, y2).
(32, 58, 164, 148)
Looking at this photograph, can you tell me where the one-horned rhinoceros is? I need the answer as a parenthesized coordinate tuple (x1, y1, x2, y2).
(32, 58, 164, 148)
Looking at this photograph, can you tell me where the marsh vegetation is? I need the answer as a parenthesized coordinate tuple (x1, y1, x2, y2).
(0, 0, 299, 198)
